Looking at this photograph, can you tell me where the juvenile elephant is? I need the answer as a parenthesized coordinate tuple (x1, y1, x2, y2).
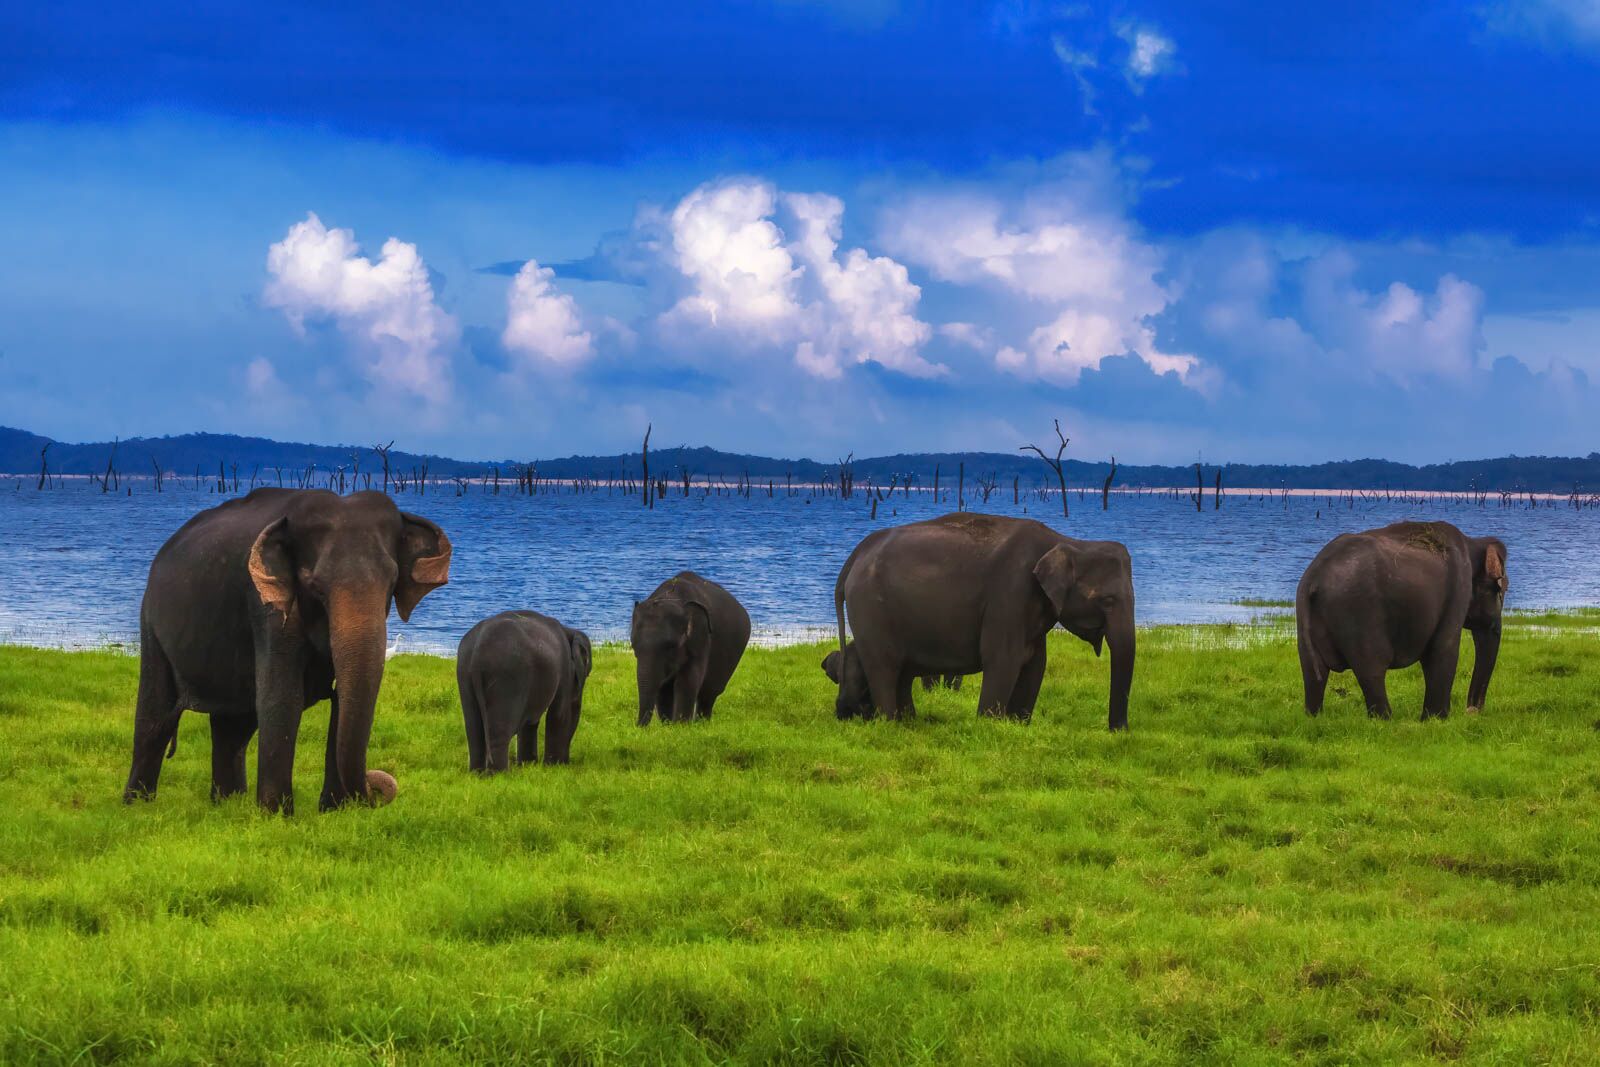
(124, 488, 451, 812)
(821, 643, 961, 718)
(457, 611, 592, 771)
(631, 571, 750, 725)
(1297, 520, 1507, 720)
(834, 513, 1135, 728)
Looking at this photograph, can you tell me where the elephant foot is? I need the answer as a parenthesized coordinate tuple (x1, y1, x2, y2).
(1465, 705, 1482, 716)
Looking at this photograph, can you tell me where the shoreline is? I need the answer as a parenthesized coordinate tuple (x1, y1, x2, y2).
(3, 474, 1588, 501)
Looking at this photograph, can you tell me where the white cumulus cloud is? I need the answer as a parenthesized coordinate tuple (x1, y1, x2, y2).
(1301, 251, 1486, 382)
(880, 156, 1198, 386)
(659, 177, 939, 379)
(264, 213, 456, 403)
(1118, 23, 1177, 84)
(502, 260, 593, 366)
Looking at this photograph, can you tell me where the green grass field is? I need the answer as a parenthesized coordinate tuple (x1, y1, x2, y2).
(2, 613, 1599, 1064)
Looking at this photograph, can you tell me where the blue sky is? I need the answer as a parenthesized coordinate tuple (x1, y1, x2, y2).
(3, 1, 1599, 463)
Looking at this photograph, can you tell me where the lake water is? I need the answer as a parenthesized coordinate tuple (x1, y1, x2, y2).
(2, 482, 1596, 654)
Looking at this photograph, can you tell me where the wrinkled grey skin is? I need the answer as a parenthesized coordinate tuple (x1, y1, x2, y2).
(631, 571, 751, 725)
(833, 513, 1136, 728)
(821, 643, 960, 718)
(1297, 520, 1507, 720)
(457, 611, 592, 771)
(124, 489, 451, 813)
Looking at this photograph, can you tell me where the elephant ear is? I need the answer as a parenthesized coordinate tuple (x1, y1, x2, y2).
(685, 598, 714, 638)
(1032, 543, 1077, 617)
(396, 513, 452, 622)
(822, 650, 842, 683)
(568, 629, 593, 684)
(247, 517, 297, 618)
(1482, 541, 1508, 592)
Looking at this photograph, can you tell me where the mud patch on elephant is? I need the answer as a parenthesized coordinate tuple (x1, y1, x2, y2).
(1406, 527, 1449, 554)
(940, 513, 1002, 542)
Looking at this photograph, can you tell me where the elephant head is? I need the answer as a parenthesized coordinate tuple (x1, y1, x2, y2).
(247, 493, 451, 803)
(822, 643, 873, 720)
(630, 596, 708, 724)
(1033, 540, 1137, 731)
(566, 626, 593, 719)
(1464, 537, 1508, 713)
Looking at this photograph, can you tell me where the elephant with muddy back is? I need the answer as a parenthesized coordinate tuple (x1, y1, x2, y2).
(831, 513, 1136, 727)
(1296, 520, 1507, 720)
(123, 488, 451, 812)
(457, 611, 592, 771)
(631, 571, 751, 725)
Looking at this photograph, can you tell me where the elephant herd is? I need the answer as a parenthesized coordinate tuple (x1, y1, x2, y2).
(120, 487, 1509, 814)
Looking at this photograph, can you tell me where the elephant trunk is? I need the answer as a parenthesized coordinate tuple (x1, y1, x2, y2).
(1466, 623, 1500, 714)
(328, 591, 388, 803)
(635, 654, 662, 727)
(1106, 604, 1135, 732)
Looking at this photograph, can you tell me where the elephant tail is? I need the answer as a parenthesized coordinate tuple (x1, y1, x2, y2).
(834, 555, 853, 659)
(165, 711, 181, 758)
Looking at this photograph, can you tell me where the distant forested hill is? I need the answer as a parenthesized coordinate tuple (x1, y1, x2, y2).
(3, 426, 1598, 492)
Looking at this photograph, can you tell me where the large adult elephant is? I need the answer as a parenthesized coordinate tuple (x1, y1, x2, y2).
(1296, 520, 1506, 720)
(457, 611, 592, 771)
(631, 571, 750, 725)
(833, 513, 1136, 728)
(123, 488, 451, 812)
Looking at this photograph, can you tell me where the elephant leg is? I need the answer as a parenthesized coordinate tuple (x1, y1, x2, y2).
(1420, 631, 1462, 721)
(860, 650, 906, 722)
(656, 680, 674, 724)
(1353, 665, 1392, 721)
(256, 702, 306, 814)
(318, 693, 354, 810)
(544, 688, 576, 765)
(1298, 636, 1328, 717)
(696, 683, 721, 721)
(459, 669, 487, 772)
(210, 714, 257, 801)
(672, 661, 707, 723)
(1006, 642, 1047, 722)
(895, 669, 918, 720)
(255, 645, 308, 814)
(975, 626, 1023, 718)
(125, 628, 181, 802)
(517, 719, 539, 765)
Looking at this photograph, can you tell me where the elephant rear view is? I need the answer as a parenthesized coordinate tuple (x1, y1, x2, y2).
(631, 571, 751, 725)
(457, 611, 592, 771)
(1296, 520, 1507, 720)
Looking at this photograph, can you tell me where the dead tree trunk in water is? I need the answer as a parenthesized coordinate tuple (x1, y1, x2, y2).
(374, 441, 394, 493)
(933, 464, 940, 505)
(1214, 469, 1223, 510)
(958, 462, 965, 511)
(1194, 464, 1203, 512)
(37, 444, 49, 490)
(1102, 456, 1117, 511)
(100, 439, 118, 493)
(641, 424, 652, 509)
(1021, 419, 1070, 519)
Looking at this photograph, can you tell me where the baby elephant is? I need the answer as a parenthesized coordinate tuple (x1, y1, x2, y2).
(457, 611, 593, 771)
(822, 643, 960, 719)
(631, 571, 751, 725)
(1297, 520, 1506, 721)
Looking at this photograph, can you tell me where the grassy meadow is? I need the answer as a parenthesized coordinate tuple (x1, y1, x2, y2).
(2, 612, 1599, 1064)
